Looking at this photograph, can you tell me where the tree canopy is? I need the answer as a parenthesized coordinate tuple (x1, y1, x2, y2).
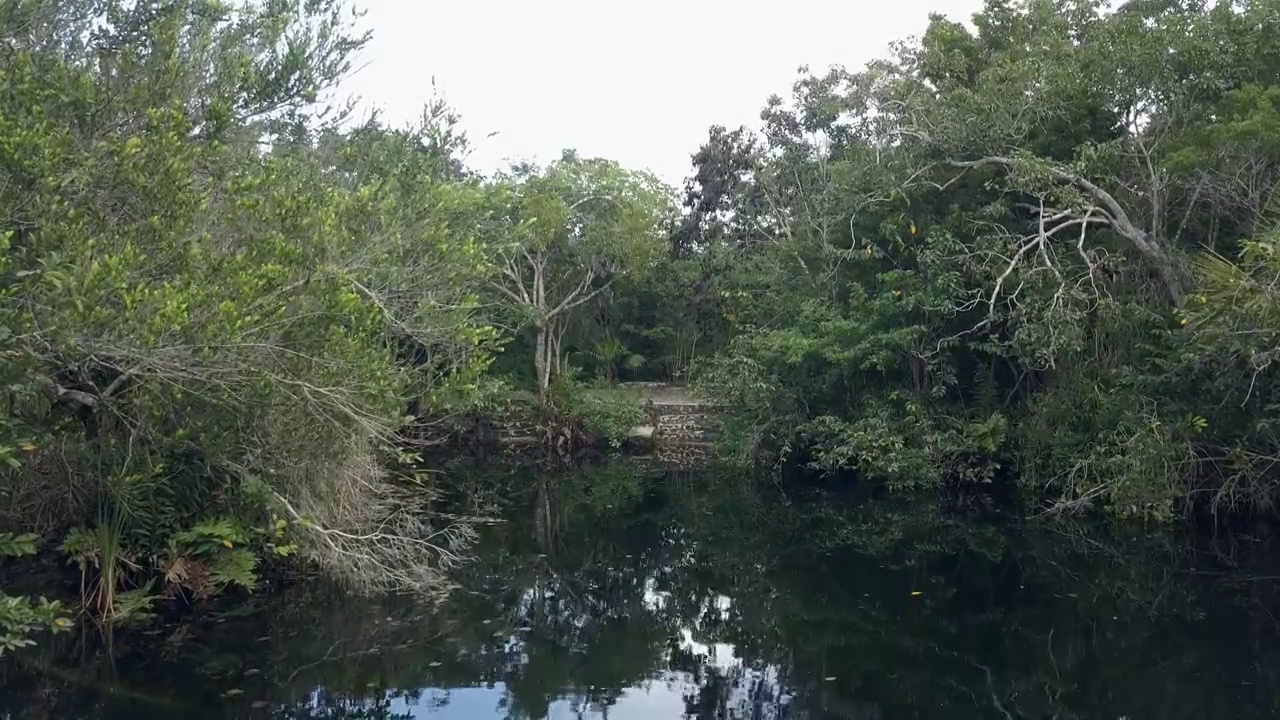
(683, 0, 1280, 520)
(486, 152, 674, 396)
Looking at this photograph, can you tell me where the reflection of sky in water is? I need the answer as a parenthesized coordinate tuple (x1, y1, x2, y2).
(381, 583, 791, 719)
(390, 680, 693, 719)
(392, 668, 789, 719)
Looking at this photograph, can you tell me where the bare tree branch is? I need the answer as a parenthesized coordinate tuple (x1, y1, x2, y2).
(948, 156, 1183, 303)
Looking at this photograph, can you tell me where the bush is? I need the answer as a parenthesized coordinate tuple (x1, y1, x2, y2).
(0, 533, 72, 655)
(550, 379, 647, 447)
(0, 0, 494, 622)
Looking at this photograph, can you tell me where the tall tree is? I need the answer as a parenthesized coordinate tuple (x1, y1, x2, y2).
(489, 153, 674, 398)
(673, 125, 768, 257)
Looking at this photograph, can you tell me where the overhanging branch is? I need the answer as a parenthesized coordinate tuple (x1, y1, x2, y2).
(948, 156, 1183, 304)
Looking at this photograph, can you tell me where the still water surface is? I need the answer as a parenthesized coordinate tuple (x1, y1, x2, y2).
(4, 461, 1280, 719)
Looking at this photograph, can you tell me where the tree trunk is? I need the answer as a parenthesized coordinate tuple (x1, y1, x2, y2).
(552, 318, 566, 377)
(535, 324, 551, 403)
(1149, 247, 1184, 306)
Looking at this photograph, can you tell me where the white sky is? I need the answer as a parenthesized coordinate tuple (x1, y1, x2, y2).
(342, 0, 983, 185)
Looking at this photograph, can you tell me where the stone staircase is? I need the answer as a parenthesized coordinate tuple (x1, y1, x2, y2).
(622, 384, 720, 468)
(471, 384, 720, 467)
(650, 401, 718, 445)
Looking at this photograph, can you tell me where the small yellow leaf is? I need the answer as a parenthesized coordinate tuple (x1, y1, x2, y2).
(910, 591, 923, 597)
(20, 443, 37, 452)
(909, 222, 917, 235)
(222, 539, 233, 549)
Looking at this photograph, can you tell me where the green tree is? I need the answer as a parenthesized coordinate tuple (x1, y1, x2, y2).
(686, 0, 1280, 517)
(0, 0, 494, 616)
(487, 153, 674, 399)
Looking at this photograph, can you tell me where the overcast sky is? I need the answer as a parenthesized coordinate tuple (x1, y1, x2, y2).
(341, 0, 983, 185)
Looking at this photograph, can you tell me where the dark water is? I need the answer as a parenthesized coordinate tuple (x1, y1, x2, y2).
(4, 461, 1280, 719)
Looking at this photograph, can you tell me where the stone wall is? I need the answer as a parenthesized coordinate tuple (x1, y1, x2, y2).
(470, 384, 721, 465)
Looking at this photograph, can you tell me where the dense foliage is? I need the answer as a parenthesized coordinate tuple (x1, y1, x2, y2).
(666, 0, 1280, 522)
(0, 0, 673, 641)
(11, 0, 1280, 653)
(0, 0, 504, 634)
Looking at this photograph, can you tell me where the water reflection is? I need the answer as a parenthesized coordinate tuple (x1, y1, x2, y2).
(3, 461, 1280, 719)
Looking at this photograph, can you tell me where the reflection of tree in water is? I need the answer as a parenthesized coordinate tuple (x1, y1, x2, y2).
(482, 469, 681, 719)
(667, 476, 1280, 720)
(5, 460, 1280, 719)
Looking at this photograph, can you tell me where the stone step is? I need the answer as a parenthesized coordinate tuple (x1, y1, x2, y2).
(655, 427, 719, 438)
(650, 405, 709, 417)
(654, 414, 715, 424)
(654, 430, 718, 442)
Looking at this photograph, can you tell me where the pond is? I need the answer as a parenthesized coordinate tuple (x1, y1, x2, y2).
(3, 460, 1280, 719)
